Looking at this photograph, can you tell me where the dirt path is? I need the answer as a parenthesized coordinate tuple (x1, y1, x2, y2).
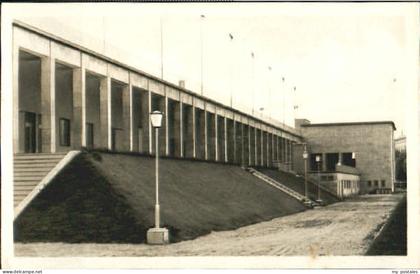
(15, 194, 403, 257)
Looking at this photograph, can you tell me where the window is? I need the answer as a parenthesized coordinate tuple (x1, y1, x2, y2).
(342, 152, 356, 167)
(326, 153, 339, 171)
(374, 180, 379, 187)
(381, 180, 386, 188)
(368, 181, 372, 187)
(59, 118, 70, 146)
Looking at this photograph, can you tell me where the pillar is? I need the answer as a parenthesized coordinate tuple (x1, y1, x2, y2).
(322, 153, 327, 172)
(204, 110, 208, 160)
(182, 103, 194, 158)
(164, 95, 169, 155)
(122, 85, 131, 151)
(41, 55, 56, 153)
(224, 117, 228, 162)
(338, 152, 343, 166)
(248, 125, 252, 166)
(180, 101, 183, 157)
(260, 129, 264, 166)
(215, 114, 218, 161)
(192, 100, 196, 158)
(254, 128, 258, 166)
(72, 66, 85, 149)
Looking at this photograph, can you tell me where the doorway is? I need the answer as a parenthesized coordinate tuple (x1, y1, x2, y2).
(24, 112, 37, 153)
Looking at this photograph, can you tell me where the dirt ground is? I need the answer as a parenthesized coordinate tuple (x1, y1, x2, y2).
(14, 194, 404, 257)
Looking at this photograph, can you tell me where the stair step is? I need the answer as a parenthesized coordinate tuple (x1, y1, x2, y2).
(14, 154, 66, 160)
(14, 159, 61, 164)
(14, 175, 45, 181)
(14, 167, 52, 172)
(15, 185, 38, 191)
(14, 189, 33, 195)
(14, 163, 58, 169)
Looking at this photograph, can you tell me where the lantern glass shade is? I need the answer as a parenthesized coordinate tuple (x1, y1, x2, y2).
(303, 152, 308, 159)
(315, 155, 321, 162)
(352, 152, 356, 159)
(150, 110, 163, 128)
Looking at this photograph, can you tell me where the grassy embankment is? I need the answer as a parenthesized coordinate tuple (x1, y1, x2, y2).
(15, 151, 307, 243)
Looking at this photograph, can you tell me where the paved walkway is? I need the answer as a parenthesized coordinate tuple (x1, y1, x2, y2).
(15, 194, 403, 257)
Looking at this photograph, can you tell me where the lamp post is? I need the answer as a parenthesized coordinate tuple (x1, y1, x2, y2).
(315, 155, 323, 204)
(147, 110, 169, 245)
(303, 144, 308, 199)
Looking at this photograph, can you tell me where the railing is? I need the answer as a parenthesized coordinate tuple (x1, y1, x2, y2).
(246, 167, 317, 207)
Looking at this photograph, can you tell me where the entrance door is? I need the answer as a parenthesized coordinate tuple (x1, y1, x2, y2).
(24, 112, 37, 153)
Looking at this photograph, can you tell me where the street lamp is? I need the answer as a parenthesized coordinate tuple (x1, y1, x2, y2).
(302, 144, 308, 199)
(315, 155, 323, 204)
(147, 110, 169, 245)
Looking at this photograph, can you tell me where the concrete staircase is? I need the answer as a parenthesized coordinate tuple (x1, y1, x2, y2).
(14, 151, 80, 219)
(246, 167, 318, 208)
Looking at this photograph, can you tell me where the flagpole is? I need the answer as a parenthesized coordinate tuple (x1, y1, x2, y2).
(160, 17, 164, 79)
(229, 33, 234, 108)
(200, 15, 205, 96)
(268, 66, 272, 121)
(251, 52, 255, 116)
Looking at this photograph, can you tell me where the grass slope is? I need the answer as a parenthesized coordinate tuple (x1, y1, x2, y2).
(15, 152, 306, 243)
(256, 168, 340, 204)
(365, 195, 407, 255)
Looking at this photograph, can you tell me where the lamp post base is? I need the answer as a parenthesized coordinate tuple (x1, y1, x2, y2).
(316, 199, 324, 206)
(147, 227, 170, 245)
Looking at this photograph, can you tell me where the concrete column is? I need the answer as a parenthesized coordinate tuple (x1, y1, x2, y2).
(180, 101, 183, 157)
(272, 134, 275, 165)
(215, 114, 218, 161)
(224, 117, 228, 162)
(13, 44, 19, 152)
(173, 101, 181, 157)
(122, 85, 131, 151)
(192, 100, 196, 158)
(204, 110, 208, 160)
(148, 88, 152, 154)
(254, 128, 258, 166)
(72, 66, 85, 149)
(266, 133, 270, 167)
(241, 123, 246, 166)
(40, 55, 56, 153)
(322, 153, 327, 172)
(248, 125, 252, 166)
(260, 129, 264, 166)
(338, 152, 343, 166)
(129, 82, 134, 151)
(283, 138, 287, 165)
(182, 104, 194, 158)
(99, 75, 111, 150)
(164, 95, 169, 156)
(233, 119, 237, 163)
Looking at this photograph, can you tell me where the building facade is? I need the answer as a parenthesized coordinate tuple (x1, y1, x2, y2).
(12, 21, 301, 168)
(294, 120, 396, 194)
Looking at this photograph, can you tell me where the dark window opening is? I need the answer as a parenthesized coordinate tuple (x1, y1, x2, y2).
(326, 153, 339, 171)
(368, 180, 372, 187)
(374, 180, 379, 187)
(59, 118, 71, 147)
(381, 180, 386, 187)
(342, 152, 356, 167)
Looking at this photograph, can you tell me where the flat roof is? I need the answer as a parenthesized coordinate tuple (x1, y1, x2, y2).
(301, 121, 396, 131)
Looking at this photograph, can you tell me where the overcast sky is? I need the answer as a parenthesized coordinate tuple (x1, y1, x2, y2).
(9, 3, 416, 135)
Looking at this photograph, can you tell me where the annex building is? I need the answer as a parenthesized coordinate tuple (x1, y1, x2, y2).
(8, 20, 397, 213)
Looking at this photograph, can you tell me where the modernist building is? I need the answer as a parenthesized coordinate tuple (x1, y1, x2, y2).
(293, 119, 396, 194)
(12, 21, 301, 169)
(10, 20, 397, 200)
